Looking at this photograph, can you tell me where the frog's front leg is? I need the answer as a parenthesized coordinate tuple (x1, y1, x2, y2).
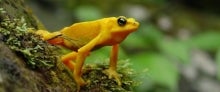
(104, 44, 122, 86)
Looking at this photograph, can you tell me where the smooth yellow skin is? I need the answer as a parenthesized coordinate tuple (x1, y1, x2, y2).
(36, 16, 139, 91)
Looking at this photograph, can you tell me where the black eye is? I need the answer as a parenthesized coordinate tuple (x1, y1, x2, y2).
(117, 17, 127, 26)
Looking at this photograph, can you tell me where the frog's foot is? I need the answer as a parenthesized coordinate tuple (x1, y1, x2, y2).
(103, 69, 122, 86)
(74, 76, 87, 92)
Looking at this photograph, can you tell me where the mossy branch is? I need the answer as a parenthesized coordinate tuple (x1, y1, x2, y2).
(0, 0, 138, 92)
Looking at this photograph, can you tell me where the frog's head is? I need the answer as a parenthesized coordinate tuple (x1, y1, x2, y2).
(109, 16, 139, 33)
(104, 16, 139, 44)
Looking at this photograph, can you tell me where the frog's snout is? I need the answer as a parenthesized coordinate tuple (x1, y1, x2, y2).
(128, 18, 139, 27)
(133, 21, 139, 26)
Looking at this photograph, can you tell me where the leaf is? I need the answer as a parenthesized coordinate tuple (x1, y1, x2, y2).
(190, 31, 220, 51)
(74, 5, 102, 21)
(158, 38, 190, 64)
(122, 33, 147, 48)
(139, 23, 163, 43)
(131, 52, 178, 90)
(216, 48, 220, 80)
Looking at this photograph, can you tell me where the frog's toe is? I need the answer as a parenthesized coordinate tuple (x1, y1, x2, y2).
(103, 69, 122, 86)
(75, 77, 87, 92)
(75, 77, 86, 86)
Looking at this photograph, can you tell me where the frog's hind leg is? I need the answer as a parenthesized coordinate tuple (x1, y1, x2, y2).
(62, 51, 88, 92)
(62, 51, 83, 92)
(61, 51, 78, 71)
(36, 30, 62, 40)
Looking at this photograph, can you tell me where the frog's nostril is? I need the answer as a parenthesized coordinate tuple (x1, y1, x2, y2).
(133, 22, 139, 26)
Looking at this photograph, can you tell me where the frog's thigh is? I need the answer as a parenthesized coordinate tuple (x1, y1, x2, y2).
(36, 30, 61, 40)
(45, 32, 62, 40)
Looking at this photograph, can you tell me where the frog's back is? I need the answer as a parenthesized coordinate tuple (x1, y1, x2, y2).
(60, 20, 102, 50)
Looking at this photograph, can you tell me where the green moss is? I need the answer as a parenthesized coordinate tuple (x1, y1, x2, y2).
(0, 13, 57, 69)
(80, 60, 138, 92)
(0, 7, 138, 91)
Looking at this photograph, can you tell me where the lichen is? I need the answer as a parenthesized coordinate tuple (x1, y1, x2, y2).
(0, 10, 57, 69)
(0, 8, 6, 14)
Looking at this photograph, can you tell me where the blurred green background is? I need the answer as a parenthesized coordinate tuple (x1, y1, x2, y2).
(26, 0, 220, 92)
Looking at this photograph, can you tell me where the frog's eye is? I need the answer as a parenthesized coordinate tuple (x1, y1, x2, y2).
(117, 17, 127, 26)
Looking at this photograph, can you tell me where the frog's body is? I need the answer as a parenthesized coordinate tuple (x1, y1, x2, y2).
(36, 16, 139, 91)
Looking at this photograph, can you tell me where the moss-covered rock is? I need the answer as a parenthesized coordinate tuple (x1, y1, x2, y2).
(0, 0, 137, 92)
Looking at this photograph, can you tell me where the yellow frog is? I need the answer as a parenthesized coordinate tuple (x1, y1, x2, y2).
(35, 16, 139, 91)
